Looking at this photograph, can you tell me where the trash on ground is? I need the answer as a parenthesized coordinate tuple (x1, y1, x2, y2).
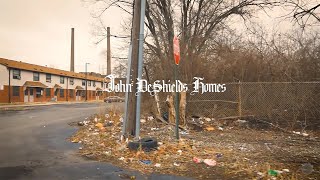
(95, 123, 104, 129)
(205, 118, 211, 122)
(216, 153, 223, 158)
(154, 163, 161, 167)
(203, 159, 217, 166)
(140, 160, 151, 165)
(128, 137, 158, 151)
(173, 162, 180, 167)
(300, 163, 314, 175)
(268, 169, 279, 176)
(282, 169, 290, 172)
(206, 126, 215, 131)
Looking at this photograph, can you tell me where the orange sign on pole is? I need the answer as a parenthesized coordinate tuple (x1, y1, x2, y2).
(173, 36, 180, 65)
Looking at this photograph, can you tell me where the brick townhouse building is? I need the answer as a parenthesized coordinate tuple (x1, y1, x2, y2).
(0, 58, 110, 103)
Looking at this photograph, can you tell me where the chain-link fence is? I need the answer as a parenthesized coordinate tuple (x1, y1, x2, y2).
(187, 82, 320, 129)
(141, 82, 320, 129)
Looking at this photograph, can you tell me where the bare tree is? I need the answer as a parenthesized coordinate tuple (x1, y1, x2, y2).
(86, 0, 280, 82)
(284, 0, 320, 28)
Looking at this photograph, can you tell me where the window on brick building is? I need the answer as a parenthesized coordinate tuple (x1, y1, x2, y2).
(33, 72, 40, 81)
(12, 86, 20, 96)
(69, 89, 74, 98)
(13, 69, 21, 80)
(36, 88, 42, 98)
(60, 76, 65, 84)
(46, 74, 51, 83)
(69, 78, 74, 85)
(60, 89, 64, 97)
(46, 88, 51, 97)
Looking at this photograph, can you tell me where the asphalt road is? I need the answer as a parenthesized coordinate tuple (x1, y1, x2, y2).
(0, 103, 191, 180)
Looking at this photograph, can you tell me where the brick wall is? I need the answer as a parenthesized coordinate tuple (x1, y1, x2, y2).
(0, 85, 9, 103)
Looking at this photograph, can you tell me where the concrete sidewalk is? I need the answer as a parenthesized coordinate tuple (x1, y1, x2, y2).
(0, 100, 104, 110)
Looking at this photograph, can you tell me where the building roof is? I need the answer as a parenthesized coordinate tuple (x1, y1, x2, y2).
(54, 84, 62, 89)
(75, 86, 84, 90)
(23, 81, 48, 88)
(0, 58, 108, 82)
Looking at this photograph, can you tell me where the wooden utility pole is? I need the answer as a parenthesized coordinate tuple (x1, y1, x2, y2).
(125, 0, 141, 137)
(70, 28, 75, 72)
(107, 27, 111, 75)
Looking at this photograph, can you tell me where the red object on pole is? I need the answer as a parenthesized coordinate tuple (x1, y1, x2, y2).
(173, 36, 180, 65)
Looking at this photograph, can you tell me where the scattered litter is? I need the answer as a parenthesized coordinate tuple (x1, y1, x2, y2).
(173, 162, 180, 167)
(105, 121, 114, 127)
(300, 163, 314, 175)
(71, 139, 79, 143)
(203, 159, 217, 166)
(193, 157, 216, 166)
(118, 157, 125, 161)
(154, 163, 161, 167)
(218, 127, 224, 131)
(158, 142, 163, 145)
(302, 133, 309, 137)
(199, 121, 204, 125)
(177, 150, 182, 155)
(140, 119, 146, 123)
(105, 151, 111, 155)
(147, 116, 154, 121)
(94, 117, 98, 122)
(216, 153, 223, 158)
(79, 147, 83, 150)
(78, 121, 89, 126)
(119, 117, 124, 122)
(205, 127, 215, 131)
(95, 123, 104, 129)
(140, 160, 151, 165)
(180, 131, 189, 135)
(268, 169, 279, 176)
(151, 128, 159, 131)
(257, 172, 265, 177)
(293, 131, 301, 135)
(205, 118, 211, 122)
(236, 119, 247, 123)
(282, 169, 290, 172)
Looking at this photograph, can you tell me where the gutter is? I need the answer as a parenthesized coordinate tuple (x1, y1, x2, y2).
(8, 68, 11, 103)
(66, 77, 69, 102)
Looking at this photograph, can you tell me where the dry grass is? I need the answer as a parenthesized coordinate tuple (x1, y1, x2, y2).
(70, 112, 320, 179)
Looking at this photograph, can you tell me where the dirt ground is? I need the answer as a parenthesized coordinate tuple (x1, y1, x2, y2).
(70, 111, 320, 180)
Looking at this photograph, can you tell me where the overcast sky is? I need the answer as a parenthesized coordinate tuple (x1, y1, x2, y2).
(0, 0, 129, 74)
(0, 0, 317, 75)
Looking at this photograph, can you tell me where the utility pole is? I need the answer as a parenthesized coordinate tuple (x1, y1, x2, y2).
(125, 0, 141, 137)
(107, 27, 111, 75)
(70, 28, 75, 72)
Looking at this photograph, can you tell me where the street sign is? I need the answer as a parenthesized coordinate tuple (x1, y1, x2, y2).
(173, 36, 180, 65)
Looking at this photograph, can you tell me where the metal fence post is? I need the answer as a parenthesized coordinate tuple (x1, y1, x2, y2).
(238, 81, 242, 118)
